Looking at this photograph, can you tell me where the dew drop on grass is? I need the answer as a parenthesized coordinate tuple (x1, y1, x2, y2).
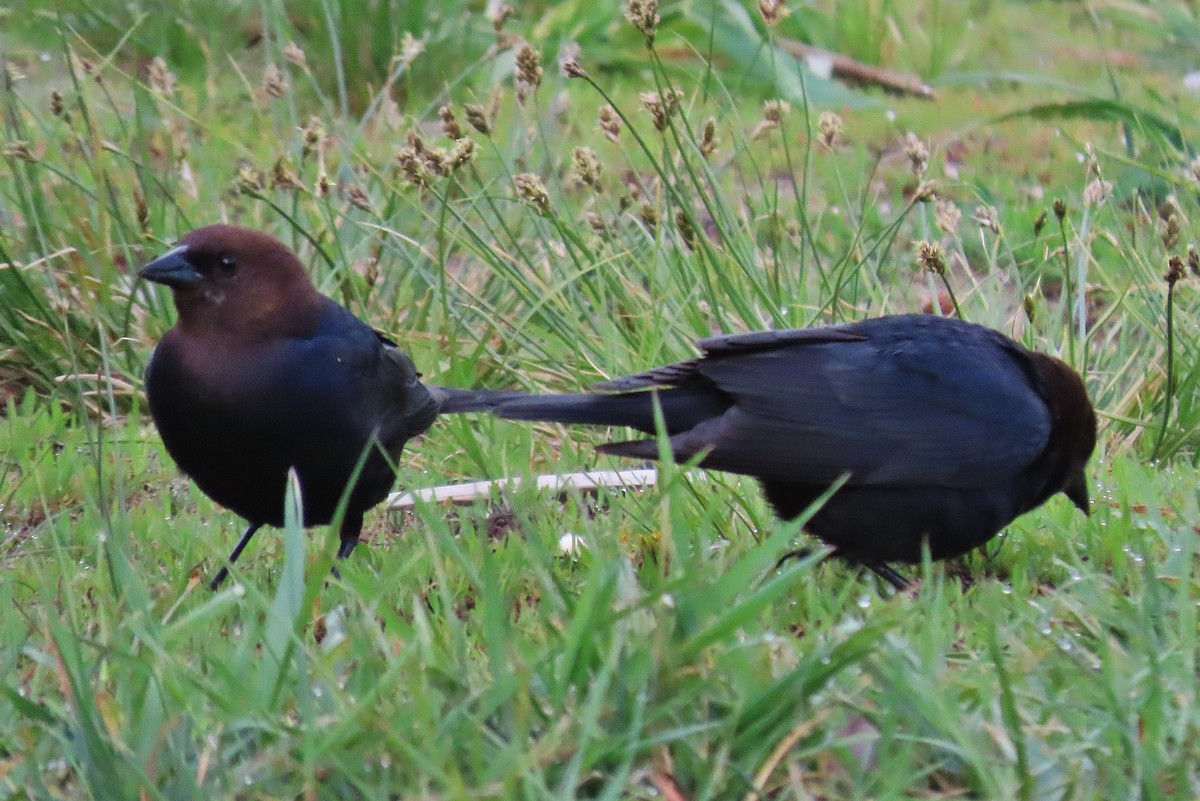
(1001, 584, 1012, 595)
(312, 686, 323, 698)
(857, 594, 871, 609)
(1040, 625, 1052, 636)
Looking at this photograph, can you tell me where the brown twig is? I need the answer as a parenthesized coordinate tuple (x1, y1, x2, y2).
(777, 39, 935, 100)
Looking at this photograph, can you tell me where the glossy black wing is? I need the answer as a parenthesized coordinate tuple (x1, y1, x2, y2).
(656, 322, 1050, 489)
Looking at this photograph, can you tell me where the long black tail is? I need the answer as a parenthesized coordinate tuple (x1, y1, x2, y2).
(429, 386, 530, 414)
(491, 386, 730, 436)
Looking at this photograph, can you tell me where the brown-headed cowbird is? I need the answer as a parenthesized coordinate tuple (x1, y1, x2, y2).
(140, 225, 495, 590)
(492, 315, 1097, 586)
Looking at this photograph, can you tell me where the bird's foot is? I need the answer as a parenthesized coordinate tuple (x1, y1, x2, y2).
(865, 561, 910, 591)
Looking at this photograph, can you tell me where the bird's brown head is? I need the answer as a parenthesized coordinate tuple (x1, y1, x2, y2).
(1030, 352, 1098, 515)
(139, 224, 324, 340)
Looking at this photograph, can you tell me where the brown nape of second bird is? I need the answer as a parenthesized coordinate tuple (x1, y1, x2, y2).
(139, 225, 506, 590)
(489, 315, 1098, 589)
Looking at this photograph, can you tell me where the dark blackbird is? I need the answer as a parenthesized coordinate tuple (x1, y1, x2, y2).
(140, 225, 494, 590)
(492, 315, 1097, 586)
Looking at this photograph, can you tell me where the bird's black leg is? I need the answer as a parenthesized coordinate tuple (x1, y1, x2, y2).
(329, 514, 364, 581)
(865, 561, 910, 591)
(774, 547, 815, 571)
(209, 521, 263, 591)
(776, 546, 909, 590)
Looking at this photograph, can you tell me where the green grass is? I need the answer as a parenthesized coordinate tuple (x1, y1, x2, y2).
(2, 1, 1200, 798)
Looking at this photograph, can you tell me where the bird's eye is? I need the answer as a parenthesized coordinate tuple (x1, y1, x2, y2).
(219, 255, 237, 273)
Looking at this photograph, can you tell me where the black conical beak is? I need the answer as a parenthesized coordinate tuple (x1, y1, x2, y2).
(1064, 471, 1090, 516)
(139, 245, 202, 288)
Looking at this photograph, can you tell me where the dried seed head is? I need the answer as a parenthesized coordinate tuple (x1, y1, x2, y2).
(762, 99, 789, 124)
(1084, 142, 1100, 179)
(1033, 210, 1047, 236)
(584, 211, 608, 235)
(3, 140, 38, 163)
(935, 199, 961, 235)
(406, 130, 429, 155)
(233, 162, 265, 195)
(423, 147, 451, 177)
(69, 51, 98, 80)
(1083, 178, 1112, 208)
(1188, 244, 1200, 277)
(558, 41, 586, 80)
(675, 210, 697, 250)
(399, 32, 425, 69)
(395, 146, 428, 187)
(640, 89, 683, 132)
(758, 0, 786, 25)
(464, 102, 494, 135)
(971, 205, 1002, 235)
(492, 31, 518, 52)
(572, 146, 603, 190)
(750, 100, 790, 140)
(316, 173, 331, 197)
(1188, 156, 1200, 186)
(448, 137, 477, 171)
(912, 180, 938, 203)
(515, 42, 543, 103)
(904, 132, 929, 177)
(284, 41, 307, 69)
(271, 157, 304, 191)
(487, 2, 514, 32)
(261, 64, 287, 99)
(598, 104, 621, 142)
(699, 117, 719, 159)
(1053, 198, 1067, 221)
(513, 41, 542, 83)
(1165, 255, 1185, 286)
(301, 115, 326, 159)
(563, 58, 588, 79)
(514, 173, 550, 215)
(439, 105, 463, 140)
(817, 111, 844, 150)
(1160, 208, 1182, 252)
(622, 171, 642, 201)
(147, 57, 176, 99)
(915, 240, 946, 275)
(50, 90, 66, 117)
(363, 257, 380, 287)
(130, 192, 149, 237)
(347, 185, 374, 213)
(623, 0, 660, 46)
(638, 202, 660, 233)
